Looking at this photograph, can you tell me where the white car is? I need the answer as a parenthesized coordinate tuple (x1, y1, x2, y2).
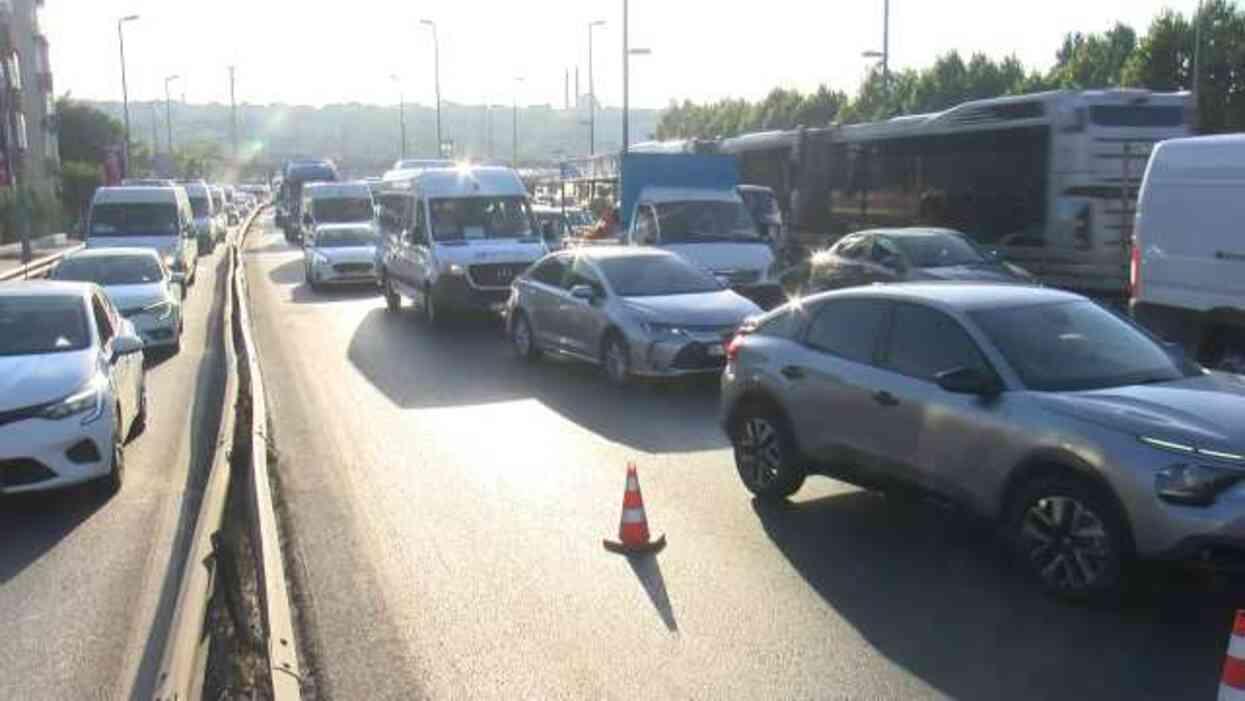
(0, 282, 146, 495)
(51, 247, 184, 353)
(304, 223, 381, 289)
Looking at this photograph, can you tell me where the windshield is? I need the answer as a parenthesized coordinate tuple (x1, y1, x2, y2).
(313, 197, 374, 223)
(53, 256, 164, 286)
(89, 202, 178, 237)
(315, 227, 378, 247)
(598, 255, 723, 297)
(1089, 104, 1185, 128)
(891, 234, 987, 267)
(429, 196, 533, 241)
(655, 200, 760, 242)
(972, 300, 1192, 391)
(190, 196, 209, 218)
(0, 295, 90, 355)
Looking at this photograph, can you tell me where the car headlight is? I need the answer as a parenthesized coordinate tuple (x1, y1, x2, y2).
(1155, 464, 1242, 506)
(446, 263, 466, 276)
(38, 377, 106, 425)
(642, 322, 688, 339)
(145, 300, 176, 320)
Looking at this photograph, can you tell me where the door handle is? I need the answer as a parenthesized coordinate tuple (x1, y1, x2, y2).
(872, 390, 899, 407)
(780, 365, 805, 380)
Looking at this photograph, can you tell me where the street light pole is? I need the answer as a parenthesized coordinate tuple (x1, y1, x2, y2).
(622, 0, 630, 154)
(420, 19, 442, 157)
(117, 15, 139, 177)
(228, 65, 238, 167)
(1192, 0, 1203, 121)
(513, 77, 524, 168)
(587, 20, 606, 155)
(164, 74, 179, 157)
(391, 74, 407, 159)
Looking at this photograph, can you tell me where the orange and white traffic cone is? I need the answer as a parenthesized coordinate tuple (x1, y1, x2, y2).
(1221, 610, 1245, 700)
(603, 462, 666, 555)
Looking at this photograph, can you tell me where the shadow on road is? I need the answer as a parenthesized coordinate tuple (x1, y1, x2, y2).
(0, 488, 108, 585)
(627, 555, 679, 632)
(346, 308, 726, 453)
(751, 490, 1240, 700)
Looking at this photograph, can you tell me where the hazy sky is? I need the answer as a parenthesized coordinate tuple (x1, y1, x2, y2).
(46, 1, 1193, 110)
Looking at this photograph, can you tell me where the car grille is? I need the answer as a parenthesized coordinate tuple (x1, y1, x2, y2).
(671, 343, 728, 371)
(469, 263, 526, 288)
(0, 458, 56, 487)
(333, 262, 373, 274)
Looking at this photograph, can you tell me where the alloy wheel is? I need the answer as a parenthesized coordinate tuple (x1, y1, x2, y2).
(737, 417, 781, 490)
(513, 314, 534, 358)
(1018, 496, 1113, 592)
(604, 338, 628, 385)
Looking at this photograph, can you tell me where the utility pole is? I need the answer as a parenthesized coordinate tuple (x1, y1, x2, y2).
(1192, 0, 1204, 126)
(229, 66, 238, 167)
(882, 0, 890, 89)
(420, 20, 442, 157)
(575, 66, 580, 105)
(512, 77, 524, 167)
(622, 0, 630, 154)
(391, 74, 407, 159)
(117, 15, 139, 177)
(564, 68, 569, 110)
(164, 74, 180, 157)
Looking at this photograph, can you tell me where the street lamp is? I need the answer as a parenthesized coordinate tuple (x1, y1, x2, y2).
(419, 19, 442, 157)
(512, 76, 525, 168)
(622, 44, 651, 153)
(862, 0, 890, 92)
(117, 14, 139, 177)
(587, 19, 606, 155)
(390, 74, 407, 159)
(164, 74, 180, 157)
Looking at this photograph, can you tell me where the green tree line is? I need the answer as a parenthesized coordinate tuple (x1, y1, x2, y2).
(657, 1, 1245, 139)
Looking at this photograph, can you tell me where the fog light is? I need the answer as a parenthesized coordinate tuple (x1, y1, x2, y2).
(66, 439, 101, 464)
(1156, 464, 1241, 506)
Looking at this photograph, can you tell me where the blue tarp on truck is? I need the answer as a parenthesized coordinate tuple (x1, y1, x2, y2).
(619, 153, 739, 229)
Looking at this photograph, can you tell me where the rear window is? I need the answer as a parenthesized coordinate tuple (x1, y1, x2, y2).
(313, 197, 374, 223)
(53, 255, 164, 285)
(1090, 105, 1185, 128)
(90, 202, 178, 237)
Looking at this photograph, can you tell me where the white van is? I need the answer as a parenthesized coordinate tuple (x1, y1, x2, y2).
(85, 186, 199, 286)
(377, 166, 547, 323)
(1131, 134, 1245, 370)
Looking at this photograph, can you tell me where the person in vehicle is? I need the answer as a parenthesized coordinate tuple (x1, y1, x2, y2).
(587, 206, 620, 240)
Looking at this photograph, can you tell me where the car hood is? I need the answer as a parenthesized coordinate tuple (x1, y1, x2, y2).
(914, 263, 1026, 283)
(104, 282, 170, 312)
(0, 349, 96, 411)
(1034, 373, 1245, 453)
(87, 236, 177, 254)
(618, 289, 761, 327)
(661, 242, 775, 276)
(314, 245, 376, 264)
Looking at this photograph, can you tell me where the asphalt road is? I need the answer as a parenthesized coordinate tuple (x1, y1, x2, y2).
(245, 218, 1240, 700)
(0, 235, 230, 699)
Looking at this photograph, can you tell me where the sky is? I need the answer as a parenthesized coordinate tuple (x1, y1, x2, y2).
(45, 0, 1196, 111)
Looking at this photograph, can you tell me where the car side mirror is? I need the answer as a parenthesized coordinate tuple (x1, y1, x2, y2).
(936, 367, 1000, 396)
(569, 284, 596, 302)
(112, 334, 144, 360)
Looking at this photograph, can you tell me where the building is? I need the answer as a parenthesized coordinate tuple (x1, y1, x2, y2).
(0, 0, 58, 192)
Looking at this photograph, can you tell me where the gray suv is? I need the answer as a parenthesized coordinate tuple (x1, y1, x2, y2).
(721, 283, 1245, 600)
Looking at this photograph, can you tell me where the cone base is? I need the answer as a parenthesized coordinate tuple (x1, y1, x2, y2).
(603, 533, 667, 556)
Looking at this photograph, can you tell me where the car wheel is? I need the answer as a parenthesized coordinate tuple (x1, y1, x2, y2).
(130, 380, 148, 440)
(1007, 474, 1128, 602)
(306, 265, 320, 292)
(602, 332, 631, 386)
(96, 414, 125, 496)
(383, 276, 401, 312)
(730, 403, 805, 499)
(511, 311, 540, 362)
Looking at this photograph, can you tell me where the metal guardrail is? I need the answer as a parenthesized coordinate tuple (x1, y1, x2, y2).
(0, 243, 85, 282)
(153, 205, 301, 701)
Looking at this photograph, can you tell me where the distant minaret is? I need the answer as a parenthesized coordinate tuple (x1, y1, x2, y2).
(575, 67, 580, 106)
(564, 68, 570, 110)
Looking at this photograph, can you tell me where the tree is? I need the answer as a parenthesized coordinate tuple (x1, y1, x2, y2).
(1048, 23, 1138, 88)
(55, 96, 123, 164)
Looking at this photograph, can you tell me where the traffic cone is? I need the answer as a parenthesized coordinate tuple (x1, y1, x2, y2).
(1220, 610, 1245, 700)
(603, 462, 666, 555)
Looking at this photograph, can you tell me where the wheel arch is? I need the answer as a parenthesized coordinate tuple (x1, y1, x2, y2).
(998, 449, 1136, 555)
(724, 386, 804, 455)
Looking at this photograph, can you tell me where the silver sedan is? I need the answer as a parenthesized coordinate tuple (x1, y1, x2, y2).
(507, 247, 762, 385)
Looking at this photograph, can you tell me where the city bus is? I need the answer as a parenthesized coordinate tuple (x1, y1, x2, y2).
(719, 89, 1192, 295)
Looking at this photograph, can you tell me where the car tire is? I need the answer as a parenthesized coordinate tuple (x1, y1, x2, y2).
(420, 286, 439, 326)
(383, 276, 401, 313)
(96, 414, 125, 497)
(306, 265, 320, 292)
(729, 402, 805, 500)
(1006, 474, 1129, 603)
(511, 311, 541, 362)
(601, 332, 631, 386)
(130, 381, 149, 440)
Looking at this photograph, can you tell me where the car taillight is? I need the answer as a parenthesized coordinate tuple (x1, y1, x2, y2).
(725, 333, 746, 363)
(1129, 235, 1142, 299)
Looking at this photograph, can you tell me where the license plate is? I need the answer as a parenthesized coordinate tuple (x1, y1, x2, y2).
(707, 344, 725, 357)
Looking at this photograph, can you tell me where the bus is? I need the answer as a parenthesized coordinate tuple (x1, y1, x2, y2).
(719, 89, 1192, 295)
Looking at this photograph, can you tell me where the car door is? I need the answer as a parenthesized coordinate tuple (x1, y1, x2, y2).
(872, 302, 1010, 504)
(779, 297, 894, 475)
(522, 254, 571, 349)
(560, 256, 609, 357)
